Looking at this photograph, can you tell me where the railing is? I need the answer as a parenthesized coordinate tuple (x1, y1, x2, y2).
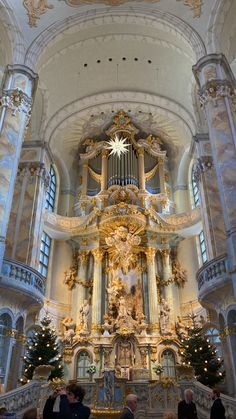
(0, 381, 42, 415)
(0, 258, 45, 301)
(179, 380, 236, 419)
(1, 378, 236, 419)
(197, 254, 228, 293)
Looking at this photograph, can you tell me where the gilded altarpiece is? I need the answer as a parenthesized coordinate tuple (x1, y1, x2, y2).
(54, 112, 201, 382)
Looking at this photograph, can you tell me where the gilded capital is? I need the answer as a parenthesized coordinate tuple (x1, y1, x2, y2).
(102, 149, 109, 158)
(137, 148, 144, 157)
(92, 248, 104, 262)
(78, 251, 88, 266)
(145, 248, 156, 262)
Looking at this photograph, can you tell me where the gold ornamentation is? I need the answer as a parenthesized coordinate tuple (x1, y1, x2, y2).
(199, 80, 236, 107)
(63, 345, 73, 364)
(92, 248, 104, 262)
(88, 166, 102, 183)
(178, 0, 202, 18)
(64, 252, 78, 290)
(23, 0, 54, 27)
(105, 225, 142, 273)
(145, 247, 156, 262)
(172, 258, 187, 287)
(145, 163, 159, 181)
(78, 251, 88, 266)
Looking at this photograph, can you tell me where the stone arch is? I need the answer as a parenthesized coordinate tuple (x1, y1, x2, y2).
(24, 7, 206, 70)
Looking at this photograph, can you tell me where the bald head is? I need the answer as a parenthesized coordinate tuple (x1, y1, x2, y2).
(125, 394, 138, 412)
(184, 389, 193, 404)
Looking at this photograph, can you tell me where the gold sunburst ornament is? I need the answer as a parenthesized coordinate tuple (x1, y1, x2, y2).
(106, 134, 130, 158)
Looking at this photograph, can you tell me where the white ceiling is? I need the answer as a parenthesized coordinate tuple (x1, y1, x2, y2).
(1, 0, 236, 187)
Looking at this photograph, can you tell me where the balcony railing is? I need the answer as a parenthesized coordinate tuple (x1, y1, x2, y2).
(0, 258, 45, 303)
(196, 254, 231, 305)
(197, 254, 227, 290)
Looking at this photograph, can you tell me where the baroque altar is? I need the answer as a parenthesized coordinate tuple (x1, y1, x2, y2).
(44, 111, 201, 381)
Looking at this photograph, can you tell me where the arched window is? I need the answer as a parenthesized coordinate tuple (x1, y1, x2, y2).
(0, 313, 12, 385)
(161, 349, 176, 377)
(45, 166, 57, 212)
(38, 231, 51, 277)
(76, 350, 91, 380)
(191, 165, 200, 207)
(191, 165, 208, 264)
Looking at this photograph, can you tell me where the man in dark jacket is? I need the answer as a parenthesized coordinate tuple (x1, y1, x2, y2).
(43, 383, 90, 419)
(178, 388, 198, 419)
(120, 394, 138, 419)
(210, 388, 225, 419)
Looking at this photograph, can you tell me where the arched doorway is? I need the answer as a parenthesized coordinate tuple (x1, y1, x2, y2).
(161, 349, 176, 378)
(0, 313, 12, 390)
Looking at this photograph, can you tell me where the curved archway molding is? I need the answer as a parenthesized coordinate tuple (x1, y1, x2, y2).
(24, 7, 206, 70)
(43, 91, 197, 149)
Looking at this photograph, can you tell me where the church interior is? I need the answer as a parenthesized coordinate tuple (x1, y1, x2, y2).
(1, 0, 236, 417)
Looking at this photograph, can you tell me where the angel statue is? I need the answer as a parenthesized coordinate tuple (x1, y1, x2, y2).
(61, 317, 76, 344)
(105, 225, 141, 273)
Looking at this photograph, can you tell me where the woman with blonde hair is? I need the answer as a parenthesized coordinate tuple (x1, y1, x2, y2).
(163, 412, 177, 419)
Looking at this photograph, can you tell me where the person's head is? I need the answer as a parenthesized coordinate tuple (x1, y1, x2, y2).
(66, 384, 85, 403)
(22, 408, 38, 419)
(163, 412, 177, 419)
(211, 388, 220, 400)
(125, 394, 138, 412)
(0, 408, 7, 419)
(184, 389, 193, 404)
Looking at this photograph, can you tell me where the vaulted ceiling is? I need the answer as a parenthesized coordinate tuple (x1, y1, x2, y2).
(1, 0, 236, 187)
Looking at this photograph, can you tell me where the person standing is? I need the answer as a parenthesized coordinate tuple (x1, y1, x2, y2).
(120, 394, 138, 419)
(178, 389, 198, 419)
(210, 389, 226, 419)
(43, 384, 90, 419)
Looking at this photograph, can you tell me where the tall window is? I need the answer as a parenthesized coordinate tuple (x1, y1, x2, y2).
(191, 165, 200, 207)
(39, 232, 51, 277)
(76, 350, 91, 380)
(38, 166, 56, 277)
(45, 166, 57, 212)
(191, 165, 208, 264)
(199, 230, 207, 264)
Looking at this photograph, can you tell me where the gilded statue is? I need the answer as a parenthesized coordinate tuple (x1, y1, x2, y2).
(105, 225, 141, 273)
(172, 259, 187, 287)
(78, 299, 90, 334)
(61, 317, 76, 344)
(64, 265, 77, 290)
(160, 298, 171, 334)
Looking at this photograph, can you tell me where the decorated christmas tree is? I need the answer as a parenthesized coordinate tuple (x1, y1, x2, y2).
(23, 315, 63, 381)
(177, 315, 224, 387)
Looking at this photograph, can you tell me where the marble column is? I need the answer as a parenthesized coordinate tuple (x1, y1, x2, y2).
(193, 134, 227, 258)
(5, 162, 49, 268)
(73, 251, 87, 325)
(0, 65, 38, 269)
(193, 54, 236, 288)
(91, 249, 103, 333)
(81, 160, 88, 196)
(101, 149, 109, 192)
(145, 248, 159, 332)
(137, 148, 145, 190)
(161, 249, 179, 321)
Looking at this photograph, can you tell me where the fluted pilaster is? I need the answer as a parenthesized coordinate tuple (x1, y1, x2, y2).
(91, 249, 103, 332)
(145, 248, 159, 331)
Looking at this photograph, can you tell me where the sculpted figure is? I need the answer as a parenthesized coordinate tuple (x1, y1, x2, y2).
(117, 339, 134, 366)
(61, 317, 76, 344)
(160, 298, 171, 334)
(79, 299, 90, 333)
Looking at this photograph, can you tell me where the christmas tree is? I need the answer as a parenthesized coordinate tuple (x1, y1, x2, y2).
(23, 316, 63, 381)
(177, 315, 224, 387)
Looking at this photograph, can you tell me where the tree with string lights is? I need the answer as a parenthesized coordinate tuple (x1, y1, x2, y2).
(23, 316, 63, 381)
(177, 315, 224, 387)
